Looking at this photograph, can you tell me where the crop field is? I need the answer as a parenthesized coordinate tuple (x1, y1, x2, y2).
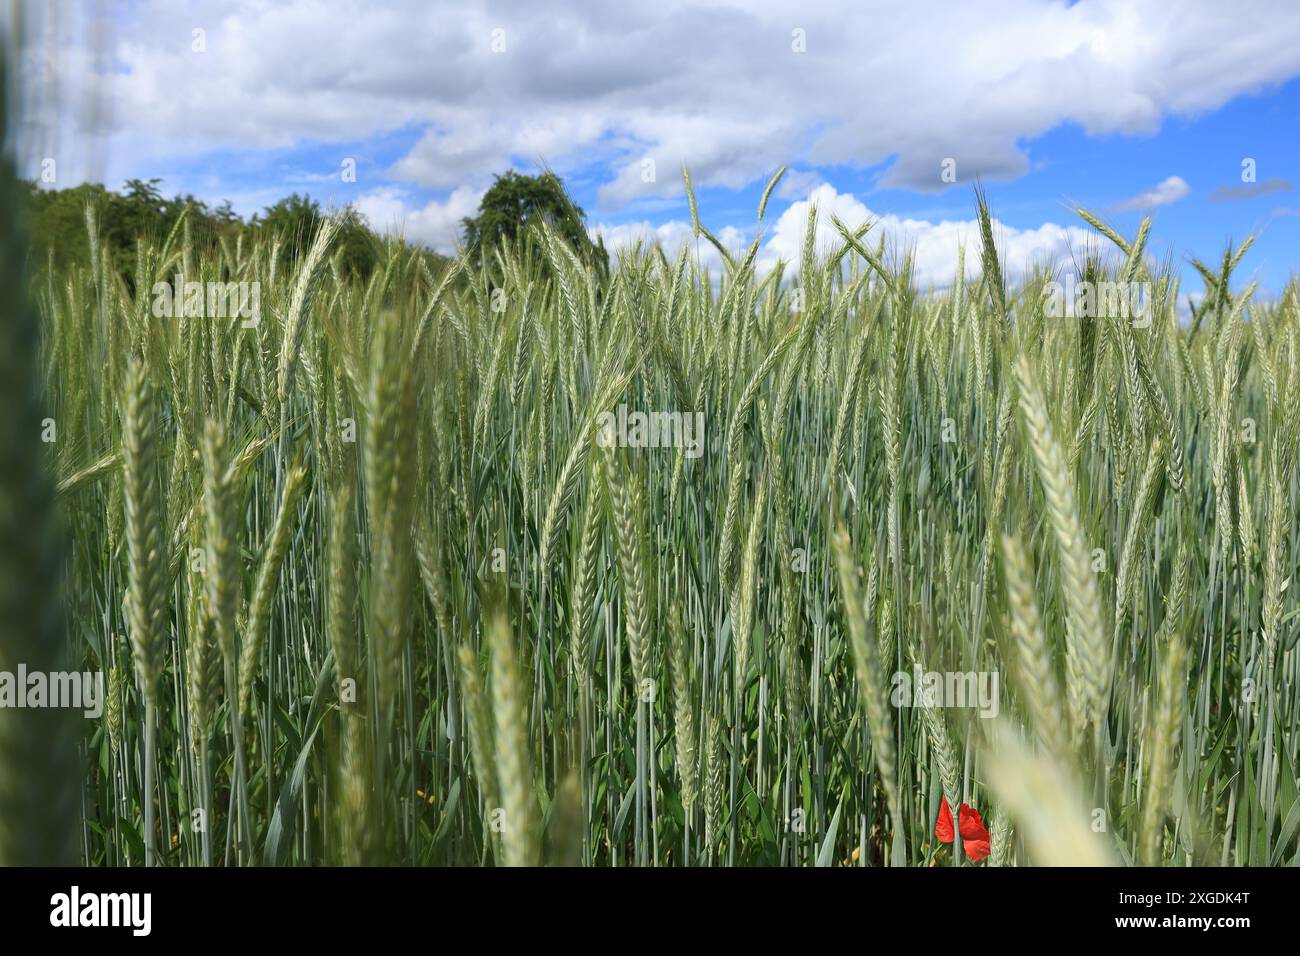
(2, 143, 1299, 867)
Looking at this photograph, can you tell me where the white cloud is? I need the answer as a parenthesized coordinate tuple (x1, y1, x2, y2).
(592, 184, 1107, 289)
(353, 185, 482, 254)
(760, 184, 1102, 288)
(1115, 175, 1190, 211)
(590, 219, 748, 275)
(25, 1, 1300, 205)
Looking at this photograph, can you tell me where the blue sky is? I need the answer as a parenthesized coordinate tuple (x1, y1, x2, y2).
(14, 0, 1300, 293)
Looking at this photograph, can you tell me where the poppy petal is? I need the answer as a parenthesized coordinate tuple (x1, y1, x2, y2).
(957, 803, 990, 842)
(935, 795, 954, 843)
(962, 837, 991, 862)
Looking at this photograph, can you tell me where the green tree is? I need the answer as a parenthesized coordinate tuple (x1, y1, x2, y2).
(25, 178, 237, 279)
(254, 193, 380, 279)
(22, 179, 428, 286)
(461, 170, 607, 271)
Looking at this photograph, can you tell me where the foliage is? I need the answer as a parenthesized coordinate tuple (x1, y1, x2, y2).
(461, 169, 607, 273)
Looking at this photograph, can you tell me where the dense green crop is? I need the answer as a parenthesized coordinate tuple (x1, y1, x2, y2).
(6, 161, 1299, 867)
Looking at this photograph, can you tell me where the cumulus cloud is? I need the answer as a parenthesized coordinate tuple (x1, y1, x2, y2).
(29, 1, 1300, 204)
(592, 185, 1105, 290)
(590, 219, 748, 275)
(353, 185, 482, 254)
(1115, 176, 1190, 211)
(760, 184, 1101, 288)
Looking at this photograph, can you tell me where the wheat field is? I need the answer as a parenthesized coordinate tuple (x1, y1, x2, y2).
(4, 149, 1299, 867)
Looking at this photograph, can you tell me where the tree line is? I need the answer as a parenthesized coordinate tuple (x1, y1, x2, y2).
(23, 169, 607, 283)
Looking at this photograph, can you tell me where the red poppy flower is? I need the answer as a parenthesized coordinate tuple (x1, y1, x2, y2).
(934, 795, 991, 862)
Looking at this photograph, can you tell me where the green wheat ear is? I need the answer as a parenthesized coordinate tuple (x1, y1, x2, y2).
(484, 587, 540, 867)
(122, 358, 167, 703)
